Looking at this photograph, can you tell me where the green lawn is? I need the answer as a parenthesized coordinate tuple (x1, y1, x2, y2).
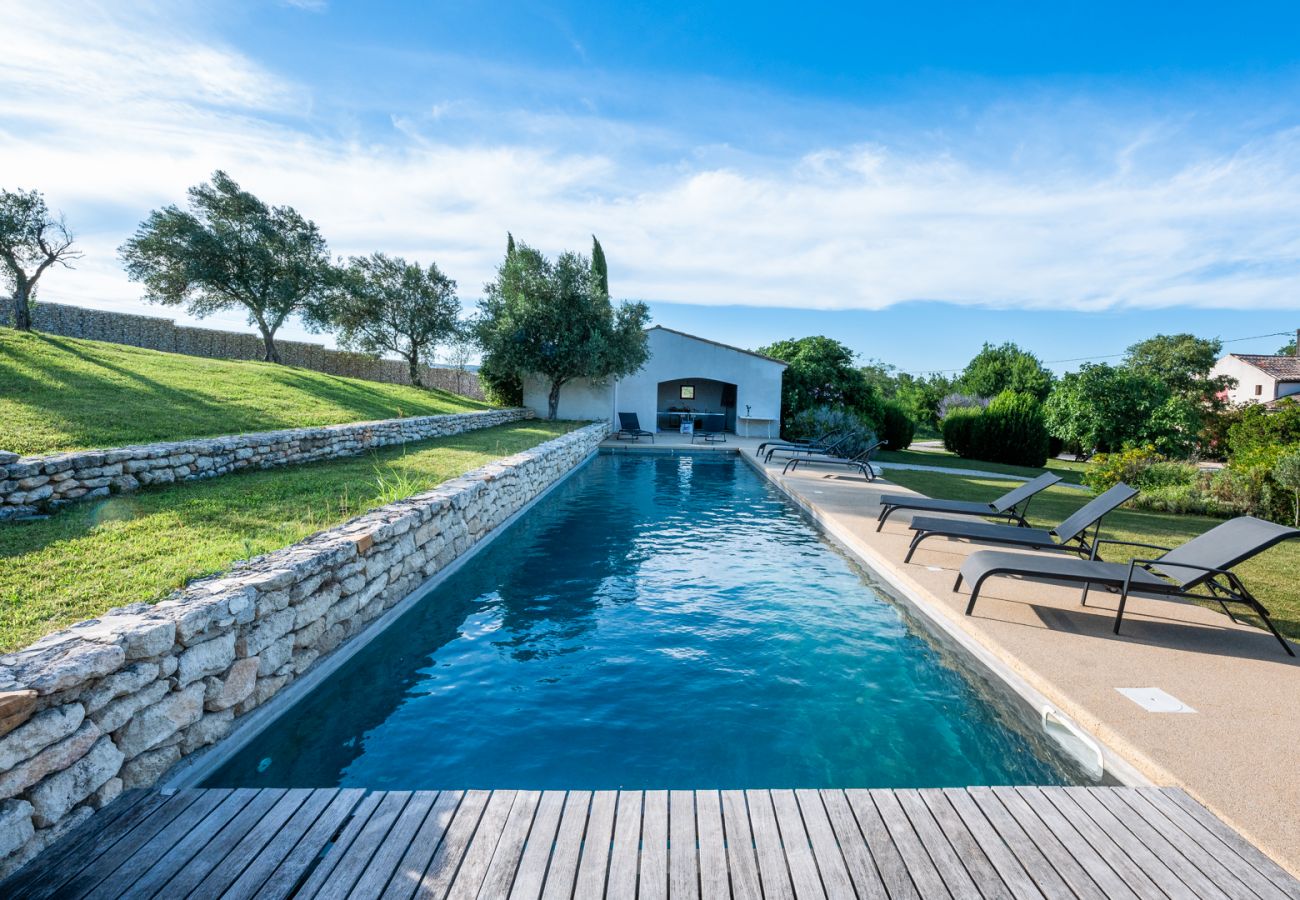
(0, 421, 578, 651)
(879, 447, 1088, 484)
(0, 329, 491, 455)
(883, 469, 1300, 641)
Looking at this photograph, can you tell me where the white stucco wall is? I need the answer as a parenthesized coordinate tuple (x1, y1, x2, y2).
(1212, 356, 1277, 405)
(521, 327, 786, 431)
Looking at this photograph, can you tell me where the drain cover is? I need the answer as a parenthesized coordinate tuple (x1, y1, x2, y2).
(1116, 687, 1196, 713)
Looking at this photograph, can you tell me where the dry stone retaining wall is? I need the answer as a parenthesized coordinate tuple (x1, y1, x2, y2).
(0, 421, 608, 877)
(0, 408, 530, 520)
(4, 301, 484, 399)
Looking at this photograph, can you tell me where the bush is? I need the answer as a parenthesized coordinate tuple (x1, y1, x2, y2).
(1082, 445, 1166, 492)
(978, 391, 1050, 467)
(878, 401, 915, 451)
(941, 407, 983, 457)
(1227, 399, 1300, 468)
(938, 392, 987, 420)
(788, 406, 878, 458)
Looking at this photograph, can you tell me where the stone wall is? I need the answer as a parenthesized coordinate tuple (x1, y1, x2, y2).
(0, 422, 608, 876)
(4, 301, 484, 399)
(0, 408, 531, 521)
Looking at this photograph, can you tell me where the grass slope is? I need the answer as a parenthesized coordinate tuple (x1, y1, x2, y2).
(0, 329, 490, 455)
(884, 469, 1300, 642)
(0, 421, 578, 651)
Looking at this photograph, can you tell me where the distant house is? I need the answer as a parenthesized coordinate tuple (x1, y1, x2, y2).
(522, 326, 787, 436)
(1211, 353, 1300, 407)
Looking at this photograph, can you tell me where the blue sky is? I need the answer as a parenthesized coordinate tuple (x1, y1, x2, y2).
(4, 1, 1300, 371)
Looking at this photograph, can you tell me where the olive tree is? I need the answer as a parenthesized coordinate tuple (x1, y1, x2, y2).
(119, 171, 333, 363)
(475, 239, 649, 419)
(0, 188, 81, 331)
(327, 253, 460, 388)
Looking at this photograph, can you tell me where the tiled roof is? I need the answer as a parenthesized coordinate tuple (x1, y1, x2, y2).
(1232, 354, 1300, 382)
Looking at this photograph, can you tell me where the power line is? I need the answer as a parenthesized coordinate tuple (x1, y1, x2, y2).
(897, 330, 1294, 377)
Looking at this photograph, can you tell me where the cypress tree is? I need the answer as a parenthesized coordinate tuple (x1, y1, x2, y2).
(591, 235, 609, 298)
(506, 232, 516, 258)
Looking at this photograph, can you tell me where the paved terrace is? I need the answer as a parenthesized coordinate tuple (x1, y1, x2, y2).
(749, 448, 1300, 878)
(5, 786, 1299, 898)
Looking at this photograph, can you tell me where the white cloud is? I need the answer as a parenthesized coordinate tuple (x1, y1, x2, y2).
(5, 0, 1300, 344)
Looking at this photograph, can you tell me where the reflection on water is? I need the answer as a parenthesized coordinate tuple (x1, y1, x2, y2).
(207, 453, 1076, 790)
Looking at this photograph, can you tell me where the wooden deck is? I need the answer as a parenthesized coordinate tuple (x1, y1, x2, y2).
(5, 787, 1298, 899)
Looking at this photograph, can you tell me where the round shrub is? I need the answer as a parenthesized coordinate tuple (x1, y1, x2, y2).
(941, 407, 983, 457)
(977, 391, 1050, 467)
(879, 401, 915, 451)
(788, 405, 878, 457)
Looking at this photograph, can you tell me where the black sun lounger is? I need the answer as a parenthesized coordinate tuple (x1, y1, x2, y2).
(615, 412, 654, 443)
(783, 439, 886, 480)
(875, 471, 1062, 532)
(956, 516, 1299, 655)
(904, 482, 1138, 563)
(756, 430, 837, 458)
(763, 432, 855, 463)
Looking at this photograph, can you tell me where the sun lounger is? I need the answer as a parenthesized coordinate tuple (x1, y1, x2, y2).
(756, 430, 837, 457)
(956, 516, 1298, 655)
(875, 472, 1062, 532)
(763, 432, 855, 463)
(904, 483, 1138, 562)
(615, 412, 654, 443)
(783, 439, 886, 480)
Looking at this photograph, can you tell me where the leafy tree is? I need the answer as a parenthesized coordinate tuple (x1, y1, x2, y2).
(959, 342, 1053, 401)
(591, 235, 609, 298)
(1123, 333, 1233, 406)
(327, 253, 461, 388)
(1280, 337, 1297, 356)
(1044, 362, 1199, 456)
(1272, 450, 1300, 527)
(506, 232, 516, 258)
(895, 372, 955, 431)
(0, 188, 81, 331)
(1227, 399, 1300, 468)
(757, 336, 880, 431)
(119, 171, 333, 363)
(475, 240, 649, 419)
(443, 334, 476, 396)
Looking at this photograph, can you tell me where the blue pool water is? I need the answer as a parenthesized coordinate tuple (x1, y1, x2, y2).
(207, 452, 1079, 789)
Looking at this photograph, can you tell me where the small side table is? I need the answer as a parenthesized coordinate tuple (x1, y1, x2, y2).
(737, 416, 776, 438)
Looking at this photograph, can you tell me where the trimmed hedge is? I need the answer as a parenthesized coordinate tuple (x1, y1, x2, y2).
(879, 401, 916, 451)
(940, 391, 1049, 467)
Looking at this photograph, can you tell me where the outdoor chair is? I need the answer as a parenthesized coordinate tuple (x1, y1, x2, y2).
(756, 430, 837, 458)
(875, 472, 1062, 532)
(691, 414, 727, 444)
(904, 482, 1138, 563)
(615, 412, 654, 443)
(783, 439, 887, 480)
(955, 516, 1298, 656)
(764, 432, 855, 463)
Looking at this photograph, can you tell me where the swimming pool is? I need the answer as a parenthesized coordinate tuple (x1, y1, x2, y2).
(206, 452, 1083, 789)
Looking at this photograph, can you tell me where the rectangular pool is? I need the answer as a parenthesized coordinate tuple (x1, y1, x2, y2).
(205, 452, 1085, 789)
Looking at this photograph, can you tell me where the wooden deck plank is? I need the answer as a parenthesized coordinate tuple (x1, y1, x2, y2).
(445, 789, 517, 900)
(573, 790, 618, 899)
(793, 790, 854, 900)
(1057, 788, 1195, 900)
(866, 789, 951, 899)
(294, 791, 385, 899)
(1112, 788, 1261, 900)
(349, 791, 443, 900)
(770, 789, 826, 900)
(915, 789, 1016, 900)
(187, 787, 316, 899)
(1026, 788, 1164, 900)
(301, 790, 413, 900)
(91, 788, 255, 900)
(694, 790, 730, 900)
(893, 789, 984, 900)
(720, 790, 762, 900)
(983, 787, 1112, 900)
(745, 790, 795, 900)
(640, 789, 669, 900)
(152, 787, 292, 898)
(668, 790, 699, 900)
(1006, 787, 1138, 900)
(1164, 788, 1300, 900)
(248, 788, 368, 900)
(817, 790, 891, 900)
(539, 791, 592, 900)
(509, 790, 566, 900)
(938, 788, 1046, 900)
(844, 789, 918, 900)
(607, 790, 644, 900)
(1089, 787, 1234, 900)
(12, 785, 183, 900)
(962, 788, 1075, 900)
(478, 790, 542, 899)
(411, 789, 491, 900)
(223, 788, 341, 900)
(380, 790, 465, 900)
